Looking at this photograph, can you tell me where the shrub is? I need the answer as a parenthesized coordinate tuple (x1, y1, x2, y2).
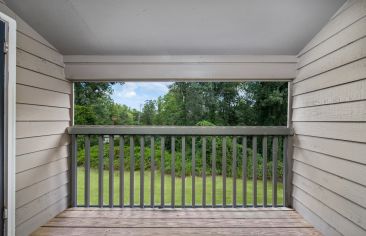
(77, 136, 284, 180)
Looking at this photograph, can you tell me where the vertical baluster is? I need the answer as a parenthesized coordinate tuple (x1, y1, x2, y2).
(171, 136, 175, 208)
(71, 134, 77, 207)
(150, 137, 155, 207)
(140, 137, 144, 208)
(98, 135, 104, 207)
(222, 137, 227, 207)
(85, 135, 90, 207)
(272, 137, 278, 207)
(262, 137, 268, 207)
(192, 137, 196, 207)
(283, 136, 291, 207)
(283, 137, 287, 207)
(202, 137, 207, 207)
(242, 137, 247, 207)
(109, 135, 114, 208)
(232, 137, 237, 207)
(119, 136, 125, 208)
(212, 137, 216, 207)
(161, 137, 165, 207)
(182, 137, 186, 207)
(252, 136, 257, 207)
(130, 136, 134, 207)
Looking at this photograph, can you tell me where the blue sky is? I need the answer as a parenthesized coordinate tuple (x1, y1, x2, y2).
(111, 82, 173, 110)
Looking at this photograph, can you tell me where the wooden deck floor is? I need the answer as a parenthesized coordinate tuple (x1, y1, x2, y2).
(32, 207, 321, 236)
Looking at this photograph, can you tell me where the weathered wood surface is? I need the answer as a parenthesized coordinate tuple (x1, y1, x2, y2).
(33, 227, 322, 236)
(32, 208, 321, 236)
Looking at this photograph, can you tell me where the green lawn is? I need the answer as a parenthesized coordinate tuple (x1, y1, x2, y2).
(77, 168, 283, 206)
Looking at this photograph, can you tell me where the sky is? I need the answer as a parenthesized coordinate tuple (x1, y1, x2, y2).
(111, 82, 173, 110)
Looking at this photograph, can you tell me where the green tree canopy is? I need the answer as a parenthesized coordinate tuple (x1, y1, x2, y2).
(74, 81, 288, 126)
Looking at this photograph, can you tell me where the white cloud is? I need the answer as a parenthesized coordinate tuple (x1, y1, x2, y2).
(111, 82, 173, 109)
(123, 90, 136, 98)
(117, 83, 137, 98)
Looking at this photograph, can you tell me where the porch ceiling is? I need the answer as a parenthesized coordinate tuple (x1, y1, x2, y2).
(6, 0, 344, 55)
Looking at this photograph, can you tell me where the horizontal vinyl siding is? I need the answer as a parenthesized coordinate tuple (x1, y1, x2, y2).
(0, 2, 71, 235)
(293, 174, 366, 230)
(293, 199, 342, 236)
(16, 121, 69, 138)
(16, 172, 69, 209)
(16, 197, 69, 236)
(292, 1, 366, 235)
(17, 104, 70, 122)
(16, 146, 69, 173)
(293, 135, 366, 164)
(16, 134, 70, 156)
(293, 161, 366, 210)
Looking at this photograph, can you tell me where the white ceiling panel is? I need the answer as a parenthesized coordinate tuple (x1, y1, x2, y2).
(5, 0, 345, 55)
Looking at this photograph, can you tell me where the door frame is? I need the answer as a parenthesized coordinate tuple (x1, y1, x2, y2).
(0, 12, 16, 236)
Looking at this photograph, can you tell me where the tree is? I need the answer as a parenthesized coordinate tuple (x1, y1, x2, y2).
(152, 82, 257, 126)
(141, 100, 156, 125)
(74, 81, 287, 127)
(74, 82, 125, 125)
(243, 82, 288, 126)
(75, 82, 116, 106)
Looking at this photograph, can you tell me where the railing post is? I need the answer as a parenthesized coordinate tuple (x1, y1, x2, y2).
(71, 134, 77, 207)
(252, 136, 257, 207)
(85, 135, 90, 207)
(284, 81, 294, 208)
(150, 137, 155, 207)
(120, 136, 125, 208)
(222, 137, 226, 207)
(192, 137, 196, 208)
(98, 135, 104, 207)
(232, 137, 237, 207)
(140, 136, 145, 208)
(211, 137, 216, 207)
(262, 137, 267, 207)
(171, 136, 175, 208)
(109, 135, 114, 208)
(161, 137, 165, 207)
(284, 136, 293, 207)
(272, 137, 278, 207)
(202, 137, 206, 207)
(242, 137, 247, 208)
(181, 137, 186, 207)
(130, 136, 134, 207)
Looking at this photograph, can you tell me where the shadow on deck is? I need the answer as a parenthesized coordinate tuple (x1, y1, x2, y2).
(32, 207, 321, 236)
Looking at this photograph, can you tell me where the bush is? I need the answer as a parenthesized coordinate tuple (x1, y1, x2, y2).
(77, 136, 284, 180)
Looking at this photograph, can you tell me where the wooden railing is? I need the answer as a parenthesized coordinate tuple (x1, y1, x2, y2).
(69, 126, 293, 208)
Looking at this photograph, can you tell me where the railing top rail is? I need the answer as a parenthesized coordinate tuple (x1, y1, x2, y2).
(68, 125, 293, 136)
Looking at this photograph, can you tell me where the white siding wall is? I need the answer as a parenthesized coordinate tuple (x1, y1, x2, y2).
(293, 0, 366, 235)
(0, 2, 71, 235)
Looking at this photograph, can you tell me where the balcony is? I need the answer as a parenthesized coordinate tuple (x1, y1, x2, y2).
(30, 125, 322, 236)
(1, 0, 365, 235)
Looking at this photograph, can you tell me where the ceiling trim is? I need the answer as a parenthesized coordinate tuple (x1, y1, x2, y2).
(64, 55, 297, 81)
(64, 55, 298, 64)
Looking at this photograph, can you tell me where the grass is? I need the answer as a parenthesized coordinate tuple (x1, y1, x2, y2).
(77, 168, 283, 206)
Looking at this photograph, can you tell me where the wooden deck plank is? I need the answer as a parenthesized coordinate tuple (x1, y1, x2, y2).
(31, 208, 320, 236)
(57, 210, 301, 219)
(65, 207, 294, 211)
(32, 227, 321, 236)
(45, 218, 312, 228)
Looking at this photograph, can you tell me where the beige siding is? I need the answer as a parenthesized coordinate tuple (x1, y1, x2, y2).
(293, 0, 366, 235)
(0, 2, 71, 236)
